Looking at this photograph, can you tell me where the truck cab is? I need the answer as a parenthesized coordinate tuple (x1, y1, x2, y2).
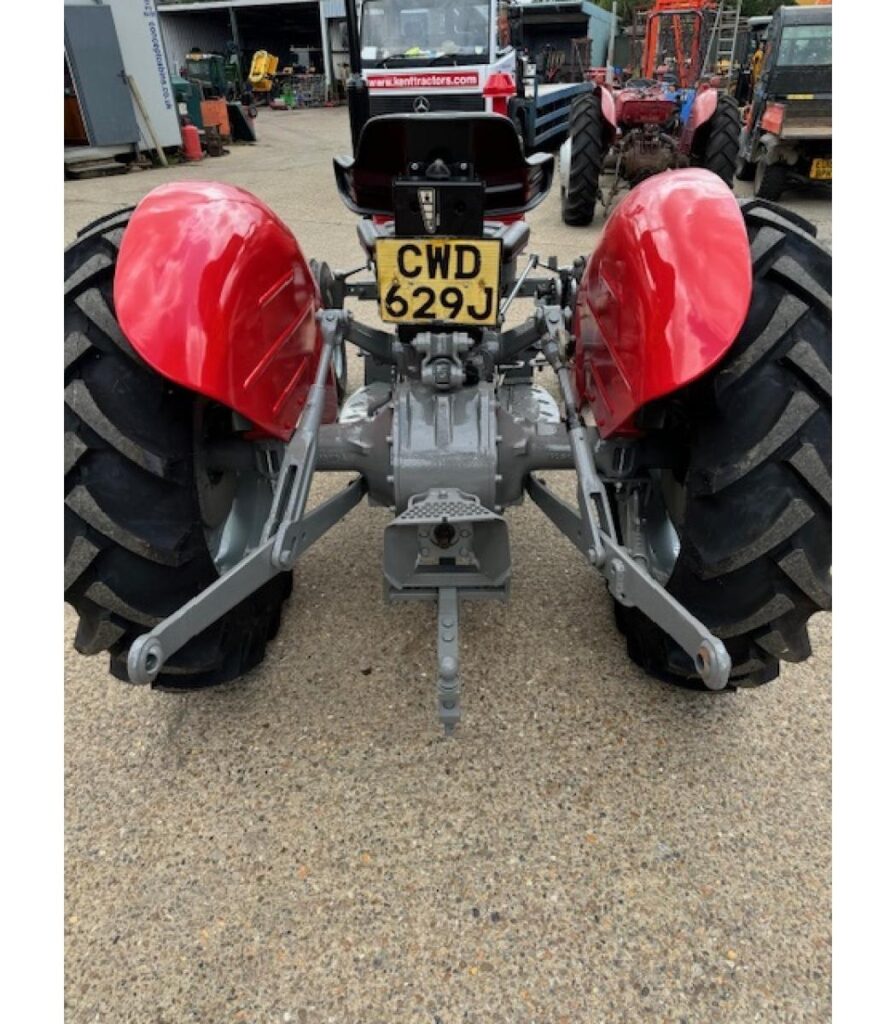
(358, 0, 594, 150)
(360, 0, 515, 115)
(737, 4, 832, 201)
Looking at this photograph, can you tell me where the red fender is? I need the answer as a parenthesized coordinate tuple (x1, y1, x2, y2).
(679, 86, 718, 154)
(597, 83, 618, 145)
(573, 168, 752, 437)
(114, 181, 336, 440)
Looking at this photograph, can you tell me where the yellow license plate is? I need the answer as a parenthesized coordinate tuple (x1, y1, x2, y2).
(810, 158, 832, 180)
(376, 238, 502, 326)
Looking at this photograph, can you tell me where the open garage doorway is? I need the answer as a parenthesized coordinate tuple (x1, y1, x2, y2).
(159, 1, 326, 91)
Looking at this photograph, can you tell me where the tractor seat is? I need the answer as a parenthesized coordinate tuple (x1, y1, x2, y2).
(333, 113, 554, 220)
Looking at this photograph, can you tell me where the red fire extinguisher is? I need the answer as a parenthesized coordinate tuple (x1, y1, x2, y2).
(181, 123, 203, 161)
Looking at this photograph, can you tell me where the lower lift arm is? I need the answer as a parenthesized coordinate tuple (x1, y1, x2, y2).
(127, 310, 366, 684)
(532, 307, 731, 691)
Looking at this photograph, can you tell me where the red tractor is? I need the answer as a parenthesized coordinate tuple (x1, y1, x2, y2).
(560, 0, 742, 225)
(64, 0, 831, 733)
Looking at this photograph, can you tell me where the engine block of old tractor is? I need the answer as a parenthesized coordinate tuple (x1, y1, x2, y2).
(619, 125, 689, 181)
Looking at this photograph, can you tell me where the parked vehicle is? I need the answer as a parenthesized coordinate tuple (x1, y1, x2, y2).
(64, 0, 832, 733)
(559, 0, 742, 226)
(358, 0, 602, 152)
(735, 4, 832, 201)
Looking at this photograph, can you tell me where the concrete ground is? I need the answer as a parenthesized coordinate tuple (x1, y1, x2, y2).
(65, 109, 831, 1024)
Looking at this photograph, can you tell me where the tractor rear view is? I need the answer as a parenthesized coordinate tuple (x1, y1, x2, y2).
(64, 0, 832, 735)
(736, 4, 832, 201)
(560, 0, 743, 226)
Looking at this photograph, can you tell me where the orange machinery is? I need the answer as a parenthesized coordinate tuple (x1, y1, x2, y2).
(640, 0, 721, 89)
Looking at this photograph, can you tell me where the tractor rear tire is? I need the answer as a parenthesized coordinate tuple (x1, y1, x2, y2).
(612, 199, 831, 689)
(696, 93, 741, 187)
(562, 92, 606, 227)
(65, 211, 293, 688)
(755, 159, 788, 201)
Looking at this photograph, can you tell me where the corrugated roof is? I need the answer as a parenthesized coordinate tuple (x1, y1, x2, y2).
(158, 0, 318, 13)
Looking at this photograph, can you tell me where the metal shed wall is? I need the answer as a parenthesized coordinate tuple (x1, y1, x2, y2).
(66, 0, 181, 150)
(159, 10, 233, 75)
(583, 2, 614, 67)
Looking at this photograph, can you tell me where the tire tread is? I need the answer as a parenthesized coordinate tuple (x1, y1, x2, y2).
(65, 212, 292, 688)
(613, 201, 831, 689)
(696, 94, 741, 187)
(562, 93, 605, 227)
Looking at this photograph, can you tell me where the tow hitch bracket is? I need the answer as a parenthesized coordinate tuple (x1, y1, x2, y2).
(384, 487, 510, 733)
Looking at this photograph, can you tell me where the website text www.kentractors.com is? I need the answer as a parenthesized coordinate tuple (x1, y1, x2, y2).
(367, 72, 479, 89)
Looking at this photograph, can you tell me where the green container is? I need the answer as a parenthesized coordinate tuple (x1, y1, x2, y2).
(172, 77, 203, 128)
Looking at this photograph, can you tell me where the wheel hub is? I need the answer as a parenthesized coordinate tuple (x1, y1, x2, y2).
(194, 403, 280, 573)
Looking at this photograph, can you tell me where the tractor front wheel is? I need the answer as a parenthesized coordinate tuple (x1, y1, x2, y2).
(611, 199, 831, 689)
(562, 92, 606, 227)
(65, 211, 293, 687)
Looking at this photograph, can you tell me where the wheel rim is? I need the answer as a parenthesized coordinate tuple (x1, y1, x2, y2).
(194, 403, 281, 573)
(648, 471, 684, 584)
(617, 471, 683, 587)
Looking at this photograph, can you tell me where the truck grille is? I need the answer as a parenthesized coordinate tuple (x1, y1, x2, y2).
(369, 94, 485, 115)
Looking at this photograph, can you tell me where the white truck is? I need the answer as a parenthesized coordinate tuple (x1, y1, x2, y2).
(358, 0, 605, 151)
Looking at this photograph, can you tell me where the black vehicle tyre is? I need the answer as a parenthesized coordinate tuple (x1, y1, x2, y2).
(562, 92, 605, 227)
(755, 158, 788, 201)
(695, 93, 741, 187)
(506, 99, 529, 153)
(612, 199, 831, 689)
(65, 212, 293, 688)
(514, 112, 528, 153)
(735, 156, 757, 182)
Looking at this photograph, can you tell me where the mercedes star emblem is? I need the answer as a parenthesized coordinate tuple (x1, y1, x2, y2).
(413, 96, 431, 113)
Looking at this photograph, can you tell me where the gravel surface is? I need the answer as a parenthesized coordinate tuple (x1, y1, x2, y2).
(65, 108, 831, 1024)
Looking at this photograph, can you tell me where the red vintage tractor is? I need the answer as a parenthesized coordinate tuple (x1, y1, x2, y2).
(560, 0, 743, 225)
(64, 0, 831, 733)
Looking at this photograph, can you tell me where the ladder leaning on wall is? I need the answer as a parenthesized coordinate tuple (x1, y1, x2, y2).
(701, 0, 744, 81)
